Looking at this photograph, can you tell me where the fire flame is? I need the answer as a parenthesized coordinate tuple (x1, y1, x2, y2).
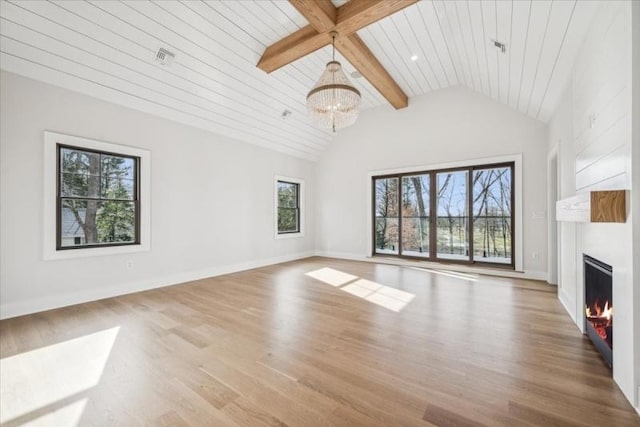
(585, 300, 613, 320)
(585, 300, 613, 346)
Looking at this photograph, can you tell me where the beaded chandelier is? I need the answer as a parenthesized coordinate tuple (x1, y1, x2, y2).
(306, 32, 361, 132)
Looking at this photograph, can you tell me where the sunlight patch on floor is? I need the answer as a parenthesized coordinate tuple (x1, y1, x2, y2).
(342, 279, 415, 312)
(307, 269, 415, 312)
(305, 267, 359, 287)
(409, 266, 479, 281)
(19, 398, 89, 427)
(0, 327, 120, 426)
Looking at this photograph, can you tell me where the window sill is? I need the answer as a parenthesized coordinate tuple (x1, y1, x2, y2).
(275, 232, 305, 240)
(44, 242, 150, 261)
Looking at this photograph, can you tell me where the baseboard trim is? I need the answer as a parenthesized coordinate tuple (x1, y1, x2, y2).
(0, 251, 315, 320)
(558, 287, 577, 324)
(314, 251, 547, 281)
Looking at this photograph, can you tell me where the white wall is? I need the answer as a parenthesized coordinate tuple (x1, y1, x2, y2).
(548, 0, 638, 408)
(0, 70, 316, 319)
(548, 88, 578, 321)
(316, 87, 548, 278)
(633, 0, 640, 410)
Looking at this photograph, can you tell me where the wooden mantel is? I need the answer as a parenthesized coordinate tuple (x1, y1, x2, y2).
(556, 190, 627, 223)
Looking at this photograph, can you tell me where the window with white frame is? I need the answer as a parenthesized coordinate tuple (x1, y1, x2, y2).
(44, 132, 150, 260)
(275, 176, 304, 238)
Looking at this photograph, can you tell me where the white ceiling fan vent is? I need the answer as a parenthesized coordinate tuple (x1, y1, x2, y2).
(155, 48, 175, 66)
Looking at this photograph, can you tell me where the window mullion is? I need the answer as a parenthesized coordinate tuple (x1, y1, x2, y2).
(468, 167, 474, 263)
(429, 171, 437, 260)
(511, 164, 515, 267)
(398, 176, 403, 256)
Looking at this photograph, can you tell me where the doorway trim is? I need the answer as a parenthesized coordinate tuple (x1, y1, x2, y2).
(547, 145, 560, 285)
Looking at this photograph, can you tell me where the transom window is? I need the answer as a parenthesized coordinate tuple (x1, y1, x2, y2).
(57, 144, 140, 249)
(373, 162, 514, 267)
(277, 180, 300, 234)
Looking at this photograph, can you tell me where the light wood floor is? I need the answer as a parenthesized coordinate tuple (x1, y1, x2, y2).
(1, 257, 638, 426)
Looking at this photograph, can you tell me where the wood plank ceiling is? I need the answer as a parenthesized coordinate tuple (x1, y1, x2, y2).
(0, 1, 598, 161)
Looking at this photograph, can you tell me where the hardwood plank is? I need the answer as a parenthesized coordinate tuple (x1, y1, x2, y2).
(171, 363, 239, 410)
(153, 410, 190, 427)
(1, 257, 638, 426)
(423, 404, 487, 427)
(336, 34, 409, 109)
(223, 397, 288, 427)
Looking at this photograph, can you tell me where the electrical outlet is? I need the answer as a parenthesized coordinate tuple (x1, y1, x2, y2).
(532, 252, 540, 260)
(126, 260, 134, 270)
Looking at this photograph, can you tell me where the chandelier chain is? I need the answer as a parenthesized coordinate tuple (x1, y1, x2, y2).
(332, 33, 336, 62)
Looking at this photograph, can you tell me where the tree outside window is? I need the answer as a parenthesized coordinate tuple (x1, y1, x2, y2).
(58, 145, 139, 249)
(277, 181, 300, 234)
(373, 162, 513, 267)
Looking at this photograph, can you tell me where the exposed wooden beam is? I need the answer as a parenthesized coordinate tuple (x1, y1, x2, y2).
(289, 0, 336, 33)
(336, 34, 408, 109)
(335, 0, 419, 35)
(258, 0, 417, 74)
(257, 26, 331, 73)
(257, 0, 415, 109)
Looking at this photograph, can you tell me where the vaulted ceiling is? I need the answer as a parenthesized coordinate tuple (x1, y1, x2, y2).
(0, 1, 598, 161)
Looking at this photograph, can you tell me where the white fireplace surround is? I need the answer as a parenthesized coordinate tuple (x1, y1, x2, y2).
(548, 0, 639, 411)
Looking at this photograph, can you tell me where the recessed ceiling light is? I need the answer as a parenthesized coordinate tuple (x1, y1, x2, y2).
(410, 54, 419, 61)
(350, 70, 363, 79)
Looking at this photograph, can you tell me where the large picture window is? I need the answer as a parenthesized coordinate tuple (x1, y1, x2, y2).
(373, 162, 514, 267)
(57, 145, 139, 249)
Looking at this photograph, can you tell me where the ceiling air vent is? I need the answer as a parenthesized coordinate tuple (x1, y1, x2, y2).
(281, 110, 292, 120)
(155, 48, 175, 66)
(491, 39, 506, 54)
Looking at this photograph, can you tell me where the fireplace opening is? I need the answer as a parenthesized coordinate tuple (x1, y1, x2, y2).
(584, 255, 613, 368)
